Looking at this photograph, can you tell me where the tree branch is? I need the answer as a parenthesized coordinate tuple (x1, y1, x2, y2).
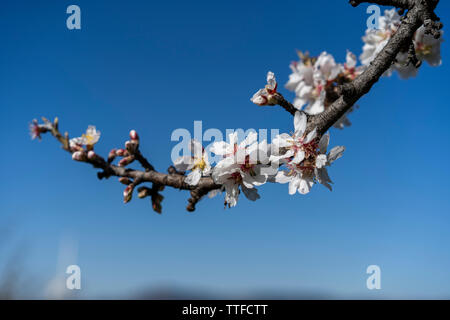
(41, 118, 221, 212)
(33, 0, 442, 212)
(349, 0, 414, 9)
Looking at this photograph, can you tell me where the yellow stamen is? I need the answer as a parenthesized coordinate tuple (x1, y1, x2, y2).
(193, 158, 206, 171)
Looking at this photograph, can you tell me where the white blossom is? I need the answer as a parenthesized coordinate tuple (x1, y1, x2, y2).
(69, 125, 101, 149)
(250, 71, 278, 106)
(414, 25, 443, 67)
(211, 132, 269, 207)
(285, 51, 361, 129)
(360, 9, 443, 79)
(360, 9, 401, 68)
(173, 139, 211, 186)
(270, 111, 345, 194)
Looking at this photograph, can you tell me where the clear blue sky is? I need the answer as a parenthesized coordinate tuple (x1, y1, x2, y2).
(1, 0, 449, 299)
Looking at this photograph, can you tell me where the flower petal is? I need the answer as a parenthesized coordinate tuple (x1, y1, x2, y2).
(185, 169, 202, 186)
(294, 111, 307, 137)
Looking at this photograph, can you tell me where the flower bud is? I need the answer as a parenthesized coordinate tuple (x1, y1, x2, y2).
(118, 155, 134, 167)
(108, 149, 117, 163)
(129, 130, 139, 141)
(151, 193, 164, 214)
(125, 140, 138, 154)
(123, 185, 134, 204)
(87, 150, 96, 160)
(72, 151, 86, 162)
(137, 187, 150, 198)
(116, 149, 128, 157)
(119, 177, 132, 185)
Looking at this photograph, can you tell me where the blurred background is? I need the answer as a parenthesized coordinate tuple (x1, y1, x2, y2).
(0, 0, 449, 299)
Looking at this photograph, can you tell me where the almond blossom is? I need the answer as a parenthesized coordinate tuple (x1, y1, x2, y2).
(211, 132, 269, 207)
(360, 9, 401, 69)
(29, 119, 52, 140)
(250, 71, 278, 106)
(269, 111, 316, 166)
(285, 51, 362, 128)
(413, 25, 443, 67)
(269, 111, 345, 194)
(285, 51, 317, 110)
(173, 139, 212, 186)
(69, 125, 101, 150)
(360, 9, 443, 79)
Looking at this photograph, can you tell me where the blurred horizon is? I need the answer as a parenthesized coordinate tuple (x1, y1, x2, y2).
(1, 0, 450, 299)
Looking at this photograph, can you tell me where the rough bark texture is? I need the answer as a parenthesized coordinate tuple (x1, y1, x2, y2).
(38, 0, 441, 212)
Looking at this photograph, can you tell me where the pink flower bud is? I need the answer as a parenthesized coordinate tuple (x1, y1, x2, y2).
(72, 151, 86, 162)
(125, 140, 138, 154)
(87, 150, 96, 160)
(129, 130, 139, 141)
(123, 185, 133, 204)
(116, 149, 127, 157)
(29, 119, 41, 140)
(118, 156, 134, 167)
(108, 149, 117, 162)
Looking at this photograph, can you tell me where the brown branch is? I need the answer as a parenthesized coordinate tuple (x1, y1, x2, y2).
(349, 0, 414, 9)
(42, 121, 220, 212)
(273, 93, 297, 116)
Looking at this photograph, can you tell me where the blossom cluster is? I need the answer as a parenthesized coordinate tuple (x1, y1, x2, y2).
(280, 51, 363, 129)
(361, 9, 443, 79)
(29, 7, 443, 211)
(257, 9, 443, 129)
(172, 110, 345, 207)
(69, 125, 102, 162)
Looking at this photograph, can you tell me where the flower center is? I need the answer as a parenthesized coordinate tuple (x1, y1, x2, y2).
(239, 156, 256, 176)
(193, 158, 206, 171)
(83, 134, 95, 145)
(416, 42, 432, 56)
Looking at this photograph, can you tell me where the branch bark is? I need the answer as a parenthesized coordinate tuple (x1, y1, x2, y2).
(349, 0, 414, 9)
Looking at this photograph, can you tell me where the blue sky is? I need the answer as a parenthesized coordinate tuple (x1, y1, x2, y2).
(1, 0, 449, 299)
